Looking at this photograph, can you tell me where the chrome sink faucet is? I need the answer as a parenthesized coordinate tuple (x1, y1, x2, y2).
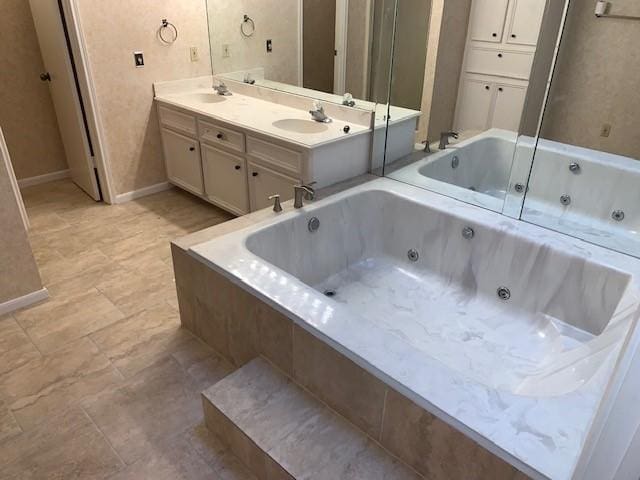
(294, 183, 315, 209)
(439, 131, 459, 150)
(213, 81, 232, 96)
(309, 101, 332, 123)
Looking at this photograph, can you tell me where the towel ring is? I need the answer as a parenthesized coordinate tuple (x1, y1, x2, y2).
(159, 19, 178, 45)
(241, 15, 255, 37)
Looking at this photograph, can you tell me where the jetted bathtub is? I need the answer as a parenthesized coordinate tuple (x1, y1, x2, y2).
(387, 129, 518, 212)
(190, 179, 640, 480)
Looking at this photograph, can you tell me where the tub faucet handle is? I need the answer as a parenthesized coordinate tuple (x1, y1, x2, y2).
(268, 194, 283, 213)
(293, 183, 316, 209)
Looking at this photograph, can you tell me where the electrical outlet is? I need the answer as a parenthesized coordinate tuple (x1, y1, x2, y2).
(222, 44, 231, 58)
(600, 123, 612, 138)
(133, 51, 144, 68)
(190, 47, 199, 62)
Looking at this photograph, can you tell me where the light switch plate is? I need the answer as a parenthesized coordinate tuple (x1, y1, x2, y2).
(134, 51, 144, 68)
(190, 47, 199, 62)
(222, 44, 230, 58)
(600, 123, 612, 138)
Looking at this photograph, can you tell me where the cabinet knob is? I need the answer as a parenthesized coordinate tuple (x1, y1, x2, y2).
(498, 87, 504, 92)
(498, 53, 503, 58)
(216, 133, 224, 139)
(485, 85, 490, 90)
(189, 146, 195, 151)
(511, 34, 517, 38)
(235, 165, 241, 170)
(492, 33, 497, 37)
(252, 172, 259, 177)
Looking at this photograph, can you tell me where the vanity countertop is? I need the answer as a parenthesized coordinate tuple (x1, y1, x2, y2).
(155, 88, 371, 150)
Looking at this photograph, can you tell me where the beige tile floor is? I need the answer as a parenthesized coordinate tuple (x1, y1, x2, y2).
(0, 180, 256, 479)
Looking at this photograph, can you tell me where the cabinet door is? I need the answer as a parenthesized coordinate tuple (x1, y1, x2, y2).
(491, 83, 527, 131)
(455, 77, 494, 131)
(161, 128, 203, 195)
(507, 0, 545, 46)
(202, 144, 249, 215)
(248, 162, 299, 212)
(469, 0, 510, 43)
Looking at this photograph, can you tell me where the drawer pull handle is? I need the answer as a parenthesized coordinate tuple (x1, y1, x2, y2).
(189, 147, 195, 151)
(216, 133, 224, 140)
(235, 165, 241, 170)
(252, 172, 259, 177)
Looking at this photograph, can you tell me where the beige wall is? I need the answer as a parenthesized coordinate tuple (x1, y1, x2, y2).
(390, 0, 432, 110)
(419, 0, 471, 142)
(0, 129, 43, 304)
(76, 0, 212, 196)
(345, 0, 372, 100)
(0, 0, 68, 180)
(208, 0, 300, 85)
(541, 0, 640, 159)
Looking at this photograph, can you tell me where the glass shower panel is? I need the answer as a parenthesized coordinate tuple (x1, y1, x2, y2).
(521, 0, 640, 257)
(381, 0, 549, 215)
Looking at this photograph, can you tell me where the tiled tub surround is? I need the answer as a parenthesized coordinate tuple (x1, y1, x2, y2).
(180, 178, 640, 480)
(387, 129, 517, 212)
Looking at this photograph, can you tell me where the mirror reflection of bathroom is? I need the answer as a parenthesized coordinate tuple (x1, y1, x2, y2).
(382, 0, 549, 214)
(520, 0, 640, 258)
(206, 0, 398, 107)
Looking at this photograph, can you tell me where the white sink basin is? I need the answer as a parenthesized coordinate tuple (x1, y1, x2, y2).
(177, 92, 227, 104)
(272, 119, 329, 134)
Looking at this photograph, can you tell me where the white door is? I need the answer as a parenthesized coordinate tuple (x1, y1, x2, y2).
(161, 128, 203, 195)
(454, 77, 494, 131)
(491, 83, 527, 131)
(248, 162, 299, 212)
(507, 0, 546, 47)
(333, 0, 349, 95)
(469, 0, 510, 43)
(202, 144, 249, 215)
(28, 0, 101, 201)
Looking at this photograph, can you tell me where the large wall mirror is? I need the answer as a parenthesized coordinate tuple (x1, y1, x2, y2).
(382, 0, 552, 214)
(520, 0, 640, 258)
(205, 0, 403, 109)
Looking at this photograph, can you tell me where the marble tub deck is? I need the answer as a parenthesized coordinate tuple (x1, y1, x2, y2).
(0, 180, 258, 479)
(188, 177, 640, 480)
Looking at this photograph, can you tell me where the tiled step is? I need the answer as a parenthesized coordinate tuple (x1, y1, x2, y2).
(202, 357, 422, 480)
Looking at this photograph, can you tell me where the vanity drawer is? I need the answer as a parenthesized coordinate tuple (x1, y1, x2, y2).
(247, 136, 303, 177)
(199, 120, 245, 153)
(158, 106, 197, 137)
(465, 48, 534, 80)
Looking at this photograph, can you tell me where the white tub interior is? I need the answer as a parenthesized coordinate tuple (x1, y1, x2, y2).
(386, 129, 518, 212)
(245, 189, 631, 396)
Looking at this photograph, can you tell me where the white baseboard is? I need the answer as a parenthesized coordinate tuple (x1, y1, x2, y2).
(115, 181, 172, 204)
(18, 170, 70, 188)
(0, 288, 49, 316)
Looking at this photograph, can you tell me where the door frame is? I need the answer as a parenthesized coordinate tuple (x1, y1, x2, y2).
(298, 0, 349, 95)
(56, 0, 116, 204)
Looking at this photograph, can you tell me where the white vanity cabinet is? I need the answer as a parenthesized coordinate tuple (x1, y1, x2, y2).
(454, 0, 545, 132)
(158, 104, 310, 216)
(201, 144, 249, 215)
(248, 162, 299, 211)
(160, 127, 203, 195)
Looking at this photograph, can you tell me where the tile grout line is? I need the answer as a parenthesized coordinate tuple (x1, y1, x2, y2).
(85, 335, 127, 381)
(80, 405, 127, 468)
